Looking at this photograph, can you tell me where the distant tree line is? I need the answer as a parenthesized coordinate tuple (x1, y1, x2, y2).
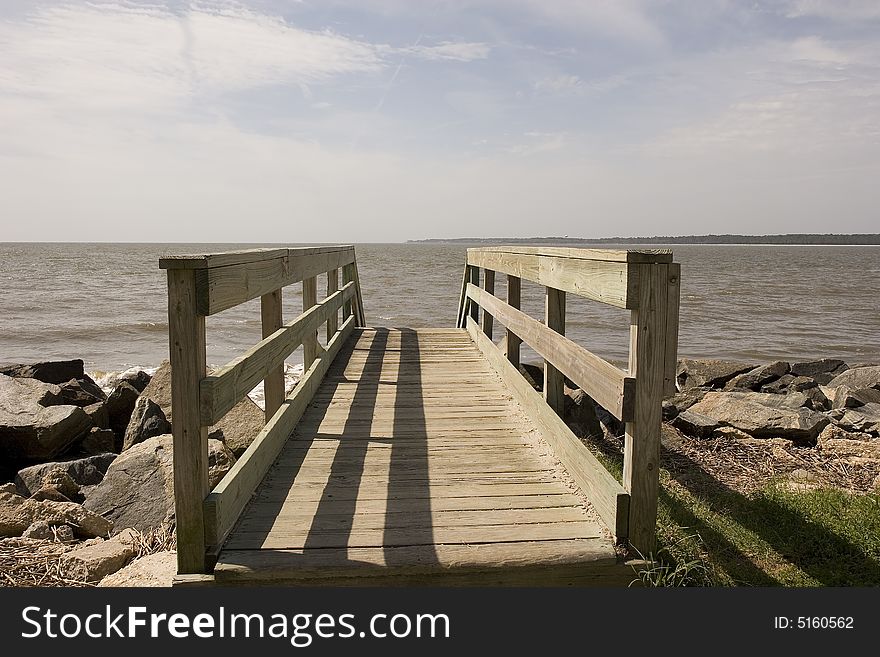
(409, 234, 880, 245)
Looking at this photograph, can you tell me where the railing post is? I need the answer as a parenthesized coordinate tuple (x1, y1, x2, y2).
(481, 269, 495, 339)
(468, 266, 480, 324)
(505, 275, 521, 368)
(342, 264, 353, 322)
(544, 287, 565, 416)
(303, 276, 319, 369)
(624, 263, 669, 555)
(167, 268, 208, 574)
(260, 289, 284, 421)
(327, 268, 339, 341)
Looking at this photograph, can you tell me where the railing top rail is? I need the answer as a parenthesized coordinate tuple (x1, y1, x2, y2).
(159, 245, 355, 270)
(467, 245, 672, 264)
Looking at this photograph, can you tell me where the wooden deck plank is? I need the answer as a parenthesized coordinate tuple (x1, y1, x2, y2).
(215, 327, 621, 585)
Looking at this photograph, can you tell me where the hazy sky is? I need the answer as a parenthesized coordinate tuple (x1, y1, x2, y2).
(1, 1, 878, 242)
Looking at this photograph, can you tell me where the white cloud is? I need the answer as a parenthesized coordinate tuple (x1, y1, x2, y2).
(784, 0, 880, 21)
(404, 41, 490, 62)
(534, 74, 583, 94)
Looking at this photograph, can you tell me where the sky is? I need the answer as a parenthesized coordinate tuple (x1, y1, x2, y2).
(0, 0, 878, 242)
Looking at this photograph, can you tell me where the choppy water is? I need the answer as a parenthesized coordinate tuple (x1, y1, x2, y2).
(1, 243, 878, 374)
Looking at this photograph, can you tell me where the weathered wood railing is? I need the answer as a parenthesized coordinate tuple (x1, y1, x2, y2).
(160, 246, 365, 574)
(457, 246, 680, 553)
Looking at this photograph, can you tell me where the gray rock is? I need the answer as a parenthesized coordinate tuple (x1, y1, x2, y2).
(518, 363, 543, 392)
(15, 454, 116, 496)
(106, 382, 140, 437)
(120, 370, 152, 394)
(830, 386, 880, 409)
(761, 374, 796, 394)
(0, 375, 64, 407)
(789, 376, 820, 392)
(662, 387, 710, 420)
(29, 486, 73, 503)
(828, 366, 880, 391)
(829, 403, 880, 435)
(818, 423, 873, 445)
(563, 388, 602, 439)
(62, 529, 139, 582)
(0, 377, 92, 461)
(0, 360, 84, 385)
(0, 490, 113, 538)
(59, 376, 107, 407)
(79, 428, 117, 455)
(137, 361, 173, 420)
(54, 524, 75, 541)
(671, 410, 720, 438)
(688, 391, 829, 440)
(22, 520, 55, 540)
(99, 551, 176, 587)
(122, 397, 171, 452)
(791, 359, 848, 385)
(801, 386, 831, 411)
(83, 434, 234, 534)
(208, 396, 265, 457)
(0, 483, 16, 495)
(726, 361, 790, 391)
(84, 402, 109, 430)
(676, 359, 755, 390)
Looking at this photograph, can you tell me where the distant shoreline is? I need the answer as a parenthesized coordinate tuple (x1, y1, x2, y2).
(408, 234, 880, 245)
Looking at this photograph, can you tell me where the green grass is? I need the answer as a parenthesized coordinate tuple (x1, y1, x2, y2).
(589, 439, 880, 586)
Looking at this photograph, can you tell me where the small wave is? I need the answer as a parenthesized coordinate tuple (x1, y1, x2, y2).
(90, 365, 160, 395)
(246, 362, 305, 410)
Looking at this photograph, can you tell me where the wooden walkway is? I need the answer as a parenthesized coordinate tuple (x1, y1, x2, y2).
(162, 246, 679, 585)
(213, 328, 624, 585)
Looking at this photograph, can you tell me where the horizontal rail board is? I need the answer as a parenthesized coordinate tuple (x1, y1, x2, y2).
(200, 282, 356, 425)
(196, 248, 356, 315)
(466, 316, 629, 538)
(160, 245, 353, 270)
(203, 316, 355, 551)
(471, 246, 673, 264)
(467, 250, 636, 309)
(467, 284, 634, 421)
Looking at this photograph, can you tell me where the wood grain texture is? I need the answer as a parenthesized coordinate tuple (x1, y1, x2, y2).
(623, 264, 668, 554)
(505, 274, 521, 368)
(481, 268, 495, 339)
(200, 283, 355, 425)
(466, 317, 629, 540)
(204, 317, 355, 551)
(544, 286, 565, 417)
(466, 284, 634, 421)
(167, 269, 209, 574)
(195, 248, 355, 315)
(663, 263, 681, 397)
(302, 276, 320, 370)
(467, 250, 636, 309)
(213, 327, 619, 584)
(260, 288, 284, 421)
(160, 246, 353, 270)
(326, 268, 338, 342)
(470, 246, 672, 264)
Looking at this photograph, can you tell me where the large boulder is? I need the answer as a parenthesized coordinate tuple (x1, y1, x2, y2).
(518, 363, 543, 392)
(1, 375, 92, 461)
(0, 374, 64, 407)
(138, 361, 173, 419)
(828, 403, 880, 436)
(791, 359, 849, 385)
(15, 453, 116, 497)
(58, 376, 107, 407)
(106, 382, 140, 438)
(830, 386, 880, 409)
(671, 409, 720, 438)
(62, 529, 139, 582)
(662, 386, 710, 420)
(84, 402, 109, 430)
(141, 360, 264, 456)
(79, 428, 117, 456)
(725, 361, 790, 391)
(687, 391, 829, 440)
(99, 551, 176, 587)
(208, 397, 265, 457)
(0, 490, 113, 538)
(563, 388, 602, 439)
(676, 359, 755, 390)
(828, 366, 880, 391)
(0, 360, 84, 385)
(82, 434, 235, 534)
(119, 370, 152, 394)
(122, 397, 171, 451)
